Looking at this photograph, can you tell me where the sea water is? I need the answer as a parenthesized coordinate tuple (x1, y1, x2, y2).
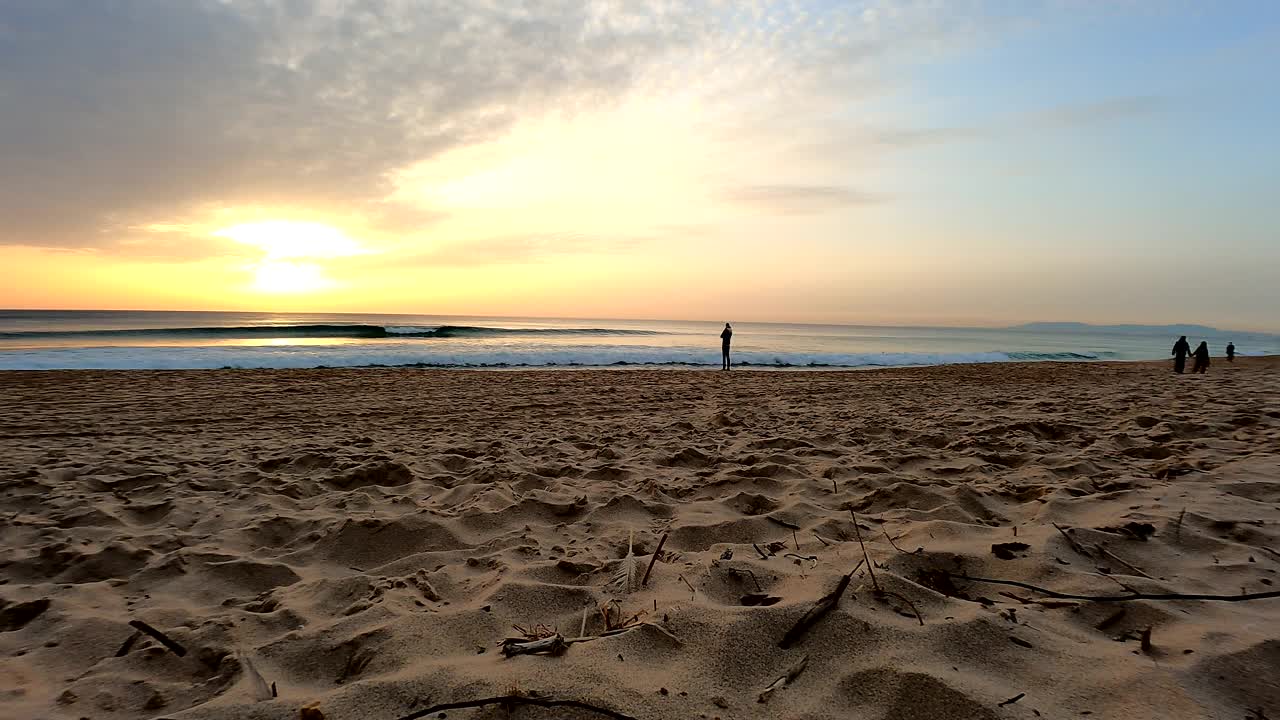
(0, 310, 1274, 370)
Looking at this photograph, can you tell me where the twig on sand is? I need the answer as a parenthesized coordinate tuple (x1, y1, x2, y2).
(1053, 523, 1092, 558)
(792, 529, 800, 551)
(879, 590, 924, 626)
(1094, 544, 1153, 579)
(115, 631, 142, 657)
(395, 695, 638, 720)
(757, 654, 809, 704)
(127, 620, 187, 657)
(883, 531, 913, 555)
(949, 574, 1280, 602)
(779, 570, 854, 649)
(849, 511, 880, 592)
(813, 533, 832, 547)
(784, 553, 819, 568)
(998, 693, 1026, 707)
(753, 543, 771, 560)
(500, 634, 568, 658)
(998, 592, 1078, 609)
(641, 533, 669, 587)
(679, 574, 696, 600)
(1174, 508, 1186, 541)
(726, 567, 762, 592)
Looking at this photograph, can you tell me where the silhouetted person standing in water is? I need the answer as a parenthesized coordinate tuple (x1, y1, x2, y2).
(1171, 335, 1191, 374)
(1226, 342, 1236, 362)
(1192, 341, 1211, 374)
(720, 323, 733, 370)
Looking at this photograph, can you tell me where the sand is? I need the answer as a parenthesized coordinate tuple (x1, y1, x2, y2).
(1, 358, 1278, 720)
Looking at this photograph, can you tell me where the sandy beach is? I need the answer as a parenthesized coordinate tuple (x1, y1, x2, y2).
(2, 358, 1278, 720)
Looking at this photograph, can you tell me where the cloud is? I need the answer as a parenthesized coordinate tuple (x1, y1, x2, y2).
(0, 0, 1058, 252)
(0, 0, 719, 248)
(720, 185, 881, 215)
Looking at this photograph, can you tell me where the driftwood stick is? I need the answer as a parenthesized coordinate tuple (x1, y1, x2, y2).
(679, 574, 696, 599)
(499, 634, 567, 658)
(115, 630, 142, 657)
(753, 543, 771, 560)
(779, 572, 853, 649)
(1053, 523, 1091, 558)
(849, 511, 880, 591)
(784, 553, 819, 567)
(396, 695, 638, 720)
(812, 532, 832, 547)
(883, 531, 912, 555)
(1174, 508, 1186, 541)
(881, 590, 925, 626)
(1095, 544, 1153, 579)
(998, 693, 1026, 707)
(950, 574, 1280, 602)
(757, 654, 809, 703)
(641, 532, 669, 587)
(128, 620, 187, 657)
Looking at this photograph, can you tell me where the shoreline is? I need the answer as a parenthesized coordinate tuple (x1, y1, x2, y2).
(0, 354, 1275, 375)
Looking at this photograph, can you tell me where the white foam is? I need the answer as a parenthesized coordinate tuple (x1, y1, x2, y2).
(0, 343, 1023, 370)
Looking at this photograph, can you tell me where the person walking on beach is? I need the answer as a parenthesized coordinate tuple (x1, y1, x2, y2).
(1191, 340, 1211, 374)
(720, 323, 733, 371)
(1171, 335, 1191, 374)
(1226, 342, 1236, 362)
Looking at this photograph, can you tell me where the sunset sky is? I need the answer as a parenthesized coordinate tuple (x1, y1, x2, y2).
(2, 1, 1277, 330)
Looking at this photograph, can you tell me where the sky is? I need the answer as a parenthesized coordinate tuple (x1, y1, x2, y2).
(1, 1, 1277, 330)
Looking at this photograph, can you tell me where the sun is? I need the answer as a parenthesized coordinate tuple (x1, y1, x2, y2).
(212, 220, 369, 294)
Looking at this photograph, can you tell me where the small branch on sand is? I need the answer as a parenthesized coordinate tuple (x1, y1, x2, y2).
(950, 574, 1280, 603)
(832, 477, 838, 494)
(879, 590, 924, 626)
(726, 568, 762, 592)
(1053, 523, 1092, 558)
(998, 592, 1078, 609)
(753, 543, 771, 560)
(115, 630, 142, 657)
(1140, 626, 1154, 654)
(395, 695, 638, 720)
(641, 533, 669, 587)
(1094, 544, 1153, 579)
(784, 553, 819, 568)
(679, 574, 696, 600)
(567, 622, 680, 646)
(1174, 508, 1186, 541)
(883, 531, 913, 555)
(998, 693, 1026, 707)
(500, 634, 568, 658)
(849, 511, 880, 592)
(757, 654, 808, 704)
(792, 529, 800, 551)
(813, 533, 832, 547)
(128, 620, 187, 657)
(779, 570, 854, 649)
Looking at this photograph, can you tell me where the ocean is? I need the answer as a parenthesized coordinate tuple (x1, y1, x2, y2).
(0, 310, 1274, 371)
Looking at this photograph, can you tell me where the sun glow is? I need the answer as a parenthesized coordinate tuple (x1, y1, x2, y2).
(212, 221, 370, 294)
